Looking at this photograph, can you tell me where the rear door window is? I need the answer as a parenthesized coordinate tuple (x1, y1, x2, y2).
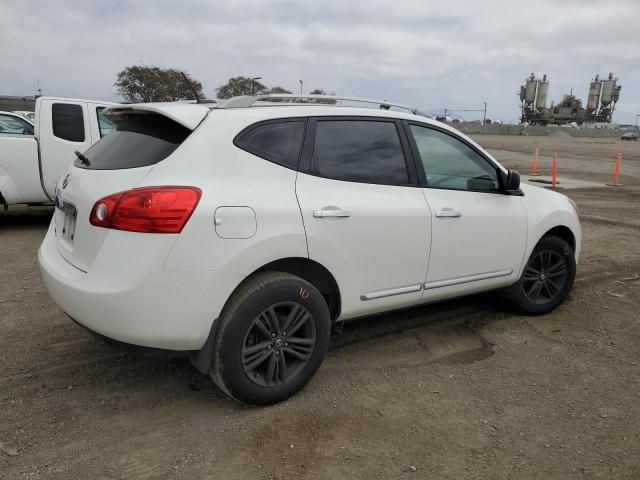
(75, 113, 191, 170)
(235, 120, 305, 170)
(52, 103, 85, 142)
(310, 120, 409, 185)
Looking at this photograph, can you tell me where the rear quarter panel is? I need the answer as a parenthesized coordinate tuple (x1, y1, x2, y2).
(148, 111, 309, 311)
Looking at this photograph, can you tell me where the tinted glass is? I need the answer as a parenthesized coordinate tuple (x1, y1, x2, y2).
(236, 121, 305, 169)
(410, 125, 499, 192)
(312, 120, 408, 184)
(96, 107, 115, 137)
(52, 103, 85, 142)
(0, 114, 33, 135)
(75, 113, 191, 170)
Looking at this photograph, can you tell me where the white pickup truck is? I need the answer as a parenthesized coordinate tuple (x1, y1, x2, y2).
(0, 97, 115, 209)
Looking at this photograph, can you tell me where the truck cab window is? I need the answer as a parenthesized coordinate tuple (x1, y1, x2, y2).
(52, 103, 85, 142)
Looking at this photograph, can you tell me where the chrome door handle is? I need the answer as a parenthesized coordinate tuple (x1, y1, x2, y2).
(313, 208, 351, 218)
(435, 209, 461, 218)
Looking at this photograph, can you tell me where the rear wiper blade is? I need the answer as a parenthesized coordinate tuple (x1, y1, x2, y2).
(74, 150, 91, 166)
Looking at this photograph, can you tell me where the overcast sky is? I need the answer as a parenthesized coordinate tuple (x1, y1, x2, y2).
(2, 0, 639, 123)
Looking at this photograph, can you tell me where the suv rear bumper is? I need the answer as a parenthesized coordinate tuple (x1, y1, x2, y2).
(38, 222, 236, 350)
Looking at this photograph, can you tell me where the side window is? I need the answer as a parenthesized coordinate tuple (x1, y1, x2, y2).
(52, 103, 85, 142)
(235, 120, 305, 170)
(96, 107, 115, 137)
(311, 120, 409, 185)
(0, 114, 34, 135)
(409, 125, 499, 192)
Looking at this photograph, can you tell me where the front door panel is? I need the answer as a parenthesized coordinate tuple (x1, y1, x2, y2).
(422, 188, 527, 301)
(404, 121, 528, 302)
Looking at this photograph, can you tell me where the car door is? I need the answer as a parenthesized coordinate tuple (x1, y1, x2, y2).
(296, 117, 431, 320)
(405, 122, 527, 302)
(38, 100, 92, 199)
(0, 113, 42, 204)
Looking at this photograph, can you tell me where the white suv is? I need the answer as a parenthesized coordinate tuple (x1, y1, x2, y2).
(38, 95, 581, 405)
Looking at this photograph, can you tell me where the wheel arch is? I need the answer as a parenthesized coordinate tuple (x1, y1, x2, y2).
(543, 225, 576, 251)
(190, 257, 341, 374)
(253, 257, 341, 322)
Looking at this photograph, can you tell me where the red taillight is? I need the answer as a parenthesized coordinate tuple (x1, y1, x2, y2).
(90, 186, 202, 233)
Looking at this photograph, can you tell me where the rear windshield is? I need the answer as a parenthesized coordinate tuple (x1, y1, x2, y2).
(74, 112, 191, 170)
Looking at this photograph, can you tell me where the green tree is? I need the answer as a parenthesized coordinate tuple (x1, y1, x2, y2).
(265, 86, 292, 94)
(114, 66, 203, 103)
(216, 77, 268, 98)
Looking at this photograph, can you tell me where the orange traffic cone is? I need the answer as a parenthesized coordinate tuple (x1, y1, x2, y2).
(607, 152, 624, 187)
(531, 144, 540, 176)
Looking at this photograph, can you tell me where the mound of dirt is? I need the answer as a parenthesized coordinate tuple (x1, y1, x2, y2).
(547, 129, 573, 139)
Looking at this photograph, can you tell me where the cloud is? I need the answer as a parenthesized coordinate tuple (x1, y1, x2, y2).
(1, 0, 638, 122)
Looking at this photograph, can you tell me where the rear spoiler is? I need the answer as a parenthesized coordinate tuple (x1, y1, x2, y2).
(104, 103, 210, 130)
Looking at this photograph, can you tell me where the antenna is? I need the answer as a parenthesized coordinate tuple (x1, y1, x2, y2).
(180, 71, 200, 103)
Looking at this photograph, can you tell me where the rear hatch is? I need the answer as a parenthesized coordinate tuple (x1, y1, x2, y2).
(53, 104, 208, 271)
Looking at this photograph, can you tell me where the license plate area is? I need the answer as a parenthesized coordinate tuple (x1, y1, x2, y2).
(55, 195, 77, 246)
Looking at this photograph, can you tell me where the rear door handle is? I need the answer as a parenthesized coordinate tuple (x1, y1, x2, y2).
(313, 208, 351, 218)
(435, 208, 462, 218)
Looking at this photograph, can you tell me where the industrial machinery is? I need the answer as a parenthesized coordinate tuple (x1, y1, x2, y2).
(519, 73, 621, 125)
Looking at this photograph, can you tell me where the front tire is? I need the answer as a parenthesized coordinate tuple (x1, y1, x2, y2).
(508, 235, 576, 315)
(211, 272, 331, 405)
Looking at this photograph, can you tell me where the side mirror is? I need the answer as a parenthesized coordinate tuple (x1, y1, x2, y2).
(504, 170, 520, 191)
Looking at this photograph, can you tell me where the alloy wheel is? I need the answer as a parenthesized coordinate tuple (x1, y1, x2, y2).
(522, 249, 569, 305)
(241, 302, 316, 387)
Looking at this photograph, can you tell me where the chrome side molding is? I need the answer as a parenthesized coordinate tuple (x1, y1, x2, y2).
(360, 270, 514, 301)
(360, 284, 423, 301)
(424, 270, 513, 290)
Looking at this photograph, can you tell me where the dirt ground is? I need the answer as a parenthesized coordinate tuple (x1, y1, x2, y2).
(1, 134, 639, 479)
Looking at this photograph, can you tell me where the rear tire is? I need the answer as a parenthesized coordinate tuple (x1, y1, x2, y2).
(507, 235, 576, 315)
(211, 272, 331, 405)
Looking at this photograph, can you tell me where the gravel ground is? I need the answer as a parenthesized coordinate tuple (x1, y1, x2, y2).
(1, 135, 639, 479)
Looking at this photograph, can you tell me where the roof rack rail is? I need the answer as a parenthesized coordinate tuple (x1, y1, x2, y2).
(215, 94, 422, 115)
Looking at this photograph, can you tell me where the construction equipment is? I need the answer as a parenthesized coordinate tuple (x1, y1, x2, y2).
(519, 73, 621, 125)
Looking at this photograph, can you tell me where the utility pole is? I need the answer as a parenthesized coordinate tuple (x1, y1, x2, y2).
(635, 114, 639, 126)
(251, 76, 262, 94)
(483, 102, 488, 126)
(299, 80, 303, 95)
